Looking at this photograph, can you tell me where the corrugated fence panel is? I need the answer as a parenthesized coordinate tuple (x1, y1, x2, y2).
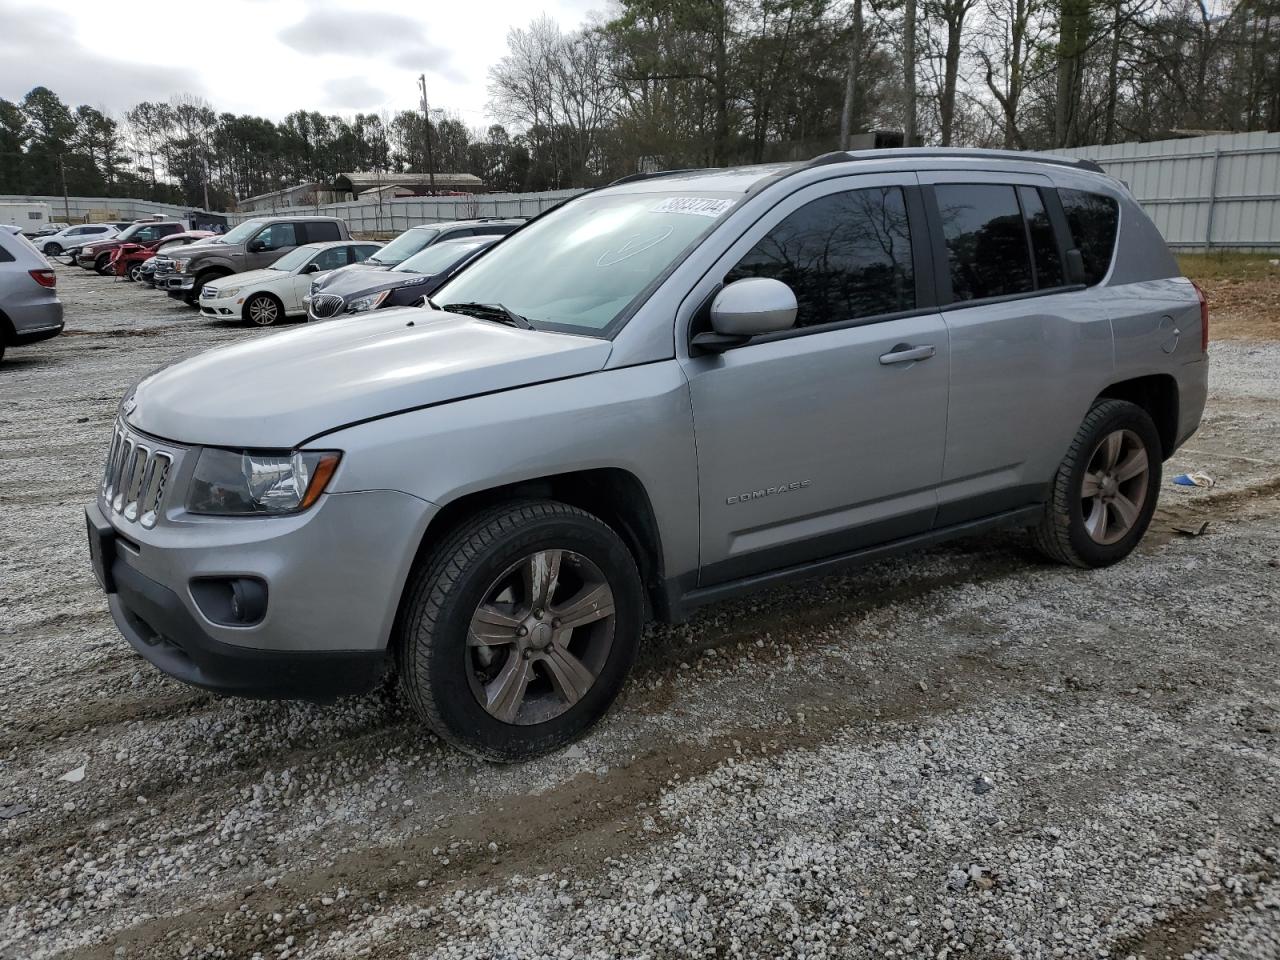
(1057, 131, 1280, 250)
(220, 188, 587, 232)
(9, 138, 1276, 249)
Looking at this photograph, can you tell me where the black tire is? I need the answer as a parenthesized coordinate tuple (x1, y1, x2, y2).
(45, 242, 61, 256)
(396, 500, 643, 761)
(243, 292, 283, 326)
(127, 263, 143, 282)
(186, 272, 223, 306)
(1032, 399, 1162, 568)
(95, 255, 113, 275)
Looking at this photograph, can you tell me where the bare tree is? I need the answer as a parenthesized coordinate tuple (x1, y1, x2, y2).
(903, 0, 919, 144)
(840, 0, 866, 147)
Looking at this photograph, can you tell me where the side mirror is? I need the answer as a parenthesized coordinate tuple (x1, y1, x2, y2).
(693, 277, 797, 352)
(248, 239, 267, 253)
(1065, 248, 1087, 285)
(301, 262, 320, 274)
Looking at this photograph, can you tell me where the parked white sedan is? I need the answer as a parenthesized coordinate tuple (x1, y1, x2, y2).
(199, 241, 383, 326)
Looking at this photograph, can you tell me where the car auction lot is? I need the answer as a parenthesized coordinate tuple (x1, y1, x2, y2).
(1, 264, 1278, 960)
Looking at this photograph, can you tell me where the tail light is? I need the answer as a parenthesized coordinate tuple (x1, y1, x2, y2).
(1191, 280, 1209, 352)
(29, 269, 56, 289)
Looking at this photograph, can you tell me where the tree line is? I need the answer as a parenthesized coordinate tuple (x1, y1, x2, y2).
(1, 0, 1275, 211)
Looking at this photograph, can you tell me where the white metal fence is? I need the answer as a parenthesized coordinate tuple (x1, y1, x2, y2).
(0, 194, 194, 222)
(1058, 131, 1280, 251)
(221, 189, 586, 233)
(7, 133, 1278, 249)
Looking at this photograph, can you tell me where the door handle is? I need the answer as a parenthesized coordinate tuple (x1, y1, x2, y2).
(879, 343, 936, 365)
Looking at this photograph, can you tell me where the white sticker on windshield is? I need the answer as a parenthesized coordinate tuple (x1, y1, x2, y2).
(650, 197, 734, 218)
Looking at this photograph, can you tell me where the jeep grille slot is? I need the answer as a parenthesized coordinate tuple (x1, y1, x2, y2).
(101, 420, 177, 529)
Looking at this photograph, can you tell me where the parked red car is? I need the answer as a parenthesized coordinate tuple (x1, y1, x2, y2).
(109, 231, 214, 282)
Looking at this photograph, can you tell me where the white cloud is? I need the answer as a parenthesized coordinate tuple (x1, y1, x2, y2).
(0, 0, 608, 125)
(321, 76, 389, 110)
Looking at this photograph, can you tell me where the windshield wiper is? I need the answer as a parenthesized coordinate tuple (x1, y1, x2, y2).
(443, 301, 535, 329)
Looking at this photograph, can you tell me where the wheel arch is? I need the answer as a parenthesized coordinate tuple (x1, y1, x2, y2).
(398, 467, 672, 630)
(0, 308, 14, 344)
(241, 289, 284, 323)
(1095, 373, 1179, 459)
(194, 263, 234, 283)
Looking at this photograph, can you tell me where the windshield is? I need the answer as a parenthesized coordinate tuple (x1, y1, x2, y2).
(217, 219, 265, 246)
(369, 227, 439, 265)
(435, 192, 735, 334)
(269, 244, 322, 271)
(397, 239, 489, 275)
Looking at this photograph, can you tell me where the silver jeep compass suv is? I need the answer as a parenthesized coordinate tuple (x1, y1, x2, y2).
(87, 149, 1208, 760)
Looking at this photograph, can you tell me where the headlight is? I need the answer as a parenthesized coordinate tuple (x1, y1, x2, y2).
(347, 290, 390, 313)
(214, 287, 240, 299)
(187, 449, 342, 516)
(173, 258, 191, 272)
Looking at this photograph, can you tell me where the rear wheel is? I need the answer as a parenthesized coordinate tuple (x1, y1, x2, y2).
(396, 501, 643, 761)
(44, 242, 62, 256)
(1032, 399, 1162, 568)
(243, 293, 283, 326)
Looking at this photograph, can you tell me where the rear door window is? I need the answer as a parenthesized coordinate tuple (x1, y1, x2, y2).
(303, 221, 342, 243)
(724, 186, 916, 328)
(935, 184, 1034, 301)
(1058, 189, 1119, 285)
(1018, 187, 1066, 288)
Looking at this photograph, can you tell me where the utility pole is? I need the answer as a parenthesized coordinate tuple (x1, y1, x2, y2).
(418, 74, 437, 196)
(58, 153, 71, 221)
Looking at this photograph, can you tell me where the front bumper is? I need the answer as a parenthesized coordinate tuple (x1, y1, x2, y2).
(86, 482, 435, 700)
(163, 276, 195, 295)
(199, 292, 241, 318)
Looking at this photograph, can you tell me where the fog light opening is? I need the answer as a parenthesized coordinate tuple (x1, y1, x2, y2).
(190, 577, 268, 627)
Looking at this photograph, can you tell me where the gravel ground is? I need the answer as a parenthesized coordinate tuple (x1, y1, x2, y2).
(1, 265, 1277, 960)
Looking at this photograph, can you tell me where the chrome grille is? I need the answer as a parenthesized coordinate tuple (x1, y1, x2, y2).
(101, 421, 176, 529)
(309, 294, 345, 319)
(200, 285, 218, 299)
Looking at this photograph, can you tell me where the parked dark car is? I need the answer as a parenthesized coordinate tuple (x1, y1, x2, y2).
(109, 231, 215, 281)
(310, 218, 522, 291)
(306, 236, 497, 321)
(77, 221, 188, 273)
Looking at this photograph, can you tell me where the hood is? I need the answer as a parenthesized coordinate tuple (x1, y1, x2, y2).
(165, 240, 227, 259)
(312, 267, 431, 300)
(206, 267, 287, 291)
(315, 261, 392, 289)
(128, 308, 613, 448)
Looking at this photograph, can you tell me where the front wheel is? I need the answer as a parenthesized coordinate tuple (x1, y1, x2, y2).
(1032, 399, 1162, 568)
(243, 293, 282, 326)
(44, 242, 62, 256)
(127, 263, 143, 282)
(396, 501, 643, 761)
(95, 255, 113, 275)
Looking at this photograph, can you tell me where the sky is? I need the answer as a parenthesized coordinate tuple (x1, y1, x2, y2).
(0, 0, 604, 127)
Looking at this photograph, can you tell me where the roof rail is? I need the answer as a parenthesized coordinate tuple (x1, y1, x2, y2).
(608, 168, 701, 186)
(801, 147, 1106, 175)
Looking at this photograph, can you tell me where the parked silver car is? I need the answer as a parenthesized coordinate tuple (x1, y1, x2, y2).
(0, 228, 63, 363)
(87, 149, 1208, 760)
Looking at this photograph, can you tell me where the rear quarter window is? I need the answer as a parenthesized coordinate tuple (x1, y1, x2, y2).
(303, 221, 342, 243)
(1058, 189, 1119, 285)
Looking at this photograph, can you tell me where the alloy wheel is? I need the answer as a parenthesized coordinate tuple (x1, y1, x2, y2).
(247, 296, 279, 326)
(466, 549, 616, 726)
(1080, 428, 1150, 545)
